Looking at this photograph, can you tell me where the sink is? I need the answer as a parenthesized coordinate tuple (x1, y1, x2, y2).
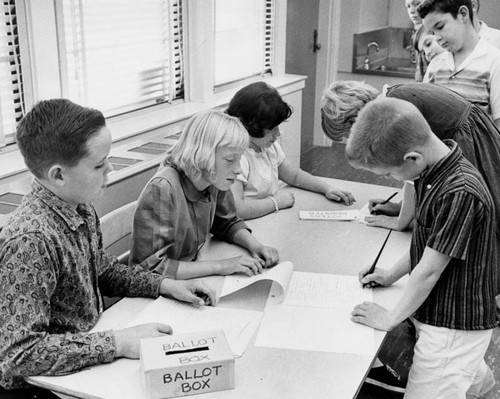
(371, 65, 415, 73)
(353, 57, 415, 78)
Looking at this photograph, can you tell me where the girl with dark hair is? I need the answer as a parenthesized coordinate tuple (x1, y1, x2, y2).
(227, 81, 355, 220)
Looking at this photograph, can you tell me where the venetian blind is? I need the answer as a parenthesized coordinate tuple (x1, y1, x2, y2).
(57, 0, 184, 118)
(0, 0, 24, 147)
(214, 0, 275, 86)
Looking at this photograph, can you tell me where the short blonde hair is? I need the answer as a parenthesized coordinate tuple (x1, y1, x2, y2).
(321, 80, 380, 141)
(165, 110, 249, 181)
(346, 97, 431, 167)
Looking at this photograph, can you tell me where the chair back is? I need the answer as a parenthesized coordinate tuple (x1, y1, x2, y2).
(100, 200, 137, 264)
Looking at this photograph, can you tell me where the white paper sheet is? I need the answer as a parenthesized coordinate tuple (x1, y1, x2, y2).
(282, 272, 372, 309)
(256, 272, 375, 355)
(128, 296, 262, 357)
(255, 305, 374, 355)
(220, 261, 293, 301)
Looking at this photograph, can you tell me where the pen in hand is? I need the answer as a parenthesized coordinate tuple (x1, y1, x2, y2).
(370, 191, 398, 215)
(362, 229, 392, 288)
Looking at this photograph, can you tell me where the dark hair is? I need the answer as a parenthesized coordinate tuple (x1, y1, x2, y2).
(226, 82, 293, 138)
(16, 99, 106, 178)
(418, 0, 474, 23)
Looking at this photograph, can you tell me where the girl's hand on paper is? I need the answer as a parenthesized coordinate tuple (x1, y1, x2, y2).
(114, 323, 173, 359)
(219, 255, 264, 276)
(251, 245, 279, 268)
(325, 188, 356, 206)
(160, 278, 217, 306)
(351, 302, 394, 331)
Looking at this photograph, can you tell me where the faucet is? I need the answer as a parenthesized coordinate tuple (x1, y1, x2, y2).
(364, 41, 380, 70)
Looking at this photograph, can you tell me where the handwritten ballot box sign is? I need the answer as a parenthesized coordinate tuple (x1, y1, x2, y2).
(299, 210, 360, 221)
(140, 330, 235, 398)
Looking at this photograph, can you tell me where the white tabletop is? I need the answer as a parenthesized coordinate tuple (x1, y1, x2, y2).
(27, 178, 411, 399)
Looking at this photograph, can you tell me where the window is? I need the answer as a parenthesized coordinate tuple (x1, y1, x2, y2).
(56, 0, 184, 117)
(0, 0, 285, 156)
(214, 0, 275, 87)
(0, 0, 24, 147)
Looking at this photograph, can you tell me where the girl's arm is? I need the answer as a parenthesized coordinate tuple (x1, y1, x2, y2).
(278, 159, 355, 205)
(230, 180, 294, 220)
(232, 229, 280, 268)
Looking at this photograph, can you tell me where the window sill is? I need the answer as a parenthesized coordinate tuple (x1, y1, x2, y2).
(0, 74, 306, 182)
(0, 74, 306, 225)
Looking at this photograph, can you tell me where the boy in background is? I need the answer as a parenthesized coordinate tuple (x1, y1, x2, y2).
(347, 97, 498, 398)
(0, 99, 216, 397)
(419, 0, 500, 127)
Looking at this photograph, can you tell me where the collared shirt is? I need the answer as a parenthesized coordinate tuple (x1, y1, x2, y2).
(410, 141, 498, 330)
(0, 180, 163, 390)
(479, 21, 500, 50)
(424, 38, 500, 121)
(130, 163, 249, 277)
(236, 141, 286, 199)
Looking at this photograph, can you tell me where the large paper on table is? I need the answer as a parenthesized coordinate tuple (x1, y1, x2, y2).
(220, 260, 293, 303)
(129, 296, 262, 357)
(255, 272, 376, 355)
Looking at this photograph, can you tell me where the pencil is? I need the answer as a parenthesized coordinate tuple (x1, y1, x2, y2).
(370, 191, 398, 215)
(363, 229, 392, 288)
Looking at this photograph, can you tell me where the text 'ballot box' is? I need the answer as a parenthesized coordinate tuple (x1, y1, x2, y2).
(140, 330, 234, 398)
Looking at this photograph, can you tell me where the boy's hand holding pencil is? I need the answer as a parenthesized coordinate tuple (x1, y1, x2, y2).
(360, 230, 392, 288)
(369, 191, 399, 215)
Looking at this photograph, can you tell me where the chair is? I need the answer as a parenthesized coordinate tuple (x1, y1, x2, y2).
(99, 200, 137, 308)
(100, 200, 137, 265)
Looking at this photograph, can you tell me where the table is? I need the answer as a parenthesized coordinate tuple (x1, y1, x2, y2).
(27, 178, 411, 399)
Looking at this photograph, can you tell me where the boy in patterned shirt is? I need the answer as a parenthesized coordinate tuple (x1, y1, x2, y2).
(348, 97, 498, 398)
(0, 99, 216, 396)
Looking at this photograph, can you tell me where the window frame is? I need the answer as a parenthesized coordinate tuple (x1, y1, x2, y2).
(0, 0, 287, 179)
(20, 0, 287, 143)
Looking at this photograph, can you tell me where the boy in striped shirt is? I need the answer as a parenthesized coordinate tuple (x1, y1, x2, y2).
(347, 97, 498, 398)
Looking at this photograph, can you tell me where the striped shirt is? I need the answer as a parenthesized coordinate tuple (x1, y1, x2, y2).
(424, 38, 500, 121)
(410, 140, 498, 330)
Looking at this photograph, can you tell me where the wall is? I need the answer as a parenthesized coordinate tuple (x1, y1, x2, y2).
(285, 0, 320, 155)
(477, 1, 500, 29)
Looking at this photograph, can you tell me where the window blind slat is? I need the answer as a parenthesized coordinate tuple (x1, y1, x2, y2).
(0, 0, 25, 147)
(58, 0, 184, 117)
(214, 0, 275, 86)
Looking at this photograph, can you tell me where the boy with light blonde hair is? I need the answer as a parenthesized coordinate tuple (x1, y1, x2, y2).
(348, 97, 498, 398)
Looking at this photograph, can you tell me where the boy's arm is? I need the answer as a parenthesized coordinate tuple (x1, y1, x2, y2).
(353, 246, 450, 331)
(278, 159, 355, 205)
(0, 236, 116, 388)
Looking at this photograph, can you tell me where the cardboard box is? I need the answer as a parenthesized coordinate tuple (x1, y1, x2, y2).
(140, 330, 235, 398)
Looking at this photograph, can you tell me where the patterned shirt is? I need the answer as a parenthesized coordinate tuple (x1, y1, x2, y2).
(0, 180, 164, 389)
(130, 163, 249, 277)
(424, 38, 500, 121)
(410, 141, 498, 330)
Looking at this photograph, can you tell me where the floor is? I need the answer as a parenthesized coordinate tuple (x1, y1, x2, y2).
(301, 143, 500, 399)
